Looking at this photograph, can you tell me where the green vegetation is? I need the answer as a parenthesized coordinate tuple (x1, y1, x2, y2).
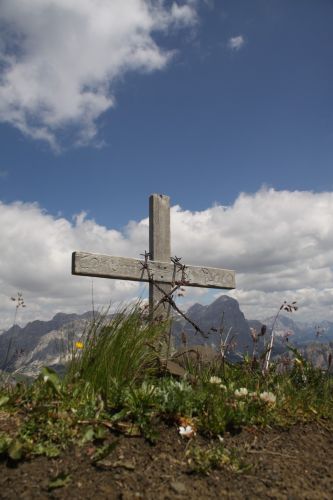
(0, 303, 332, 473)
(65, 304, 164, 401)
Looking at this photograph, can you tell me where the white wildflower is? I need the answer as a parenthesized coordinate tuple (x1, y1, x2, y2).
(259, 391, 276, 405)
(234, 387, 248, 398)
(209, 376, 222, 384)
(174, 381, 190, 392)
(179, 425, 196, 438)
(220, 384, 227, 391)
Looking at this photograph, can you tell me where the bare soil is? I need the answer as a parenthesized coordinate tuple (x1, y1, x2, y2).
(0, 415, 332, 499)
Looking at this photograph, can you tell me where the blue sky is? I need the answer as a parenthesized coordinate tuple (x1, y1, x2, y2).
(0, 0, 333, 329)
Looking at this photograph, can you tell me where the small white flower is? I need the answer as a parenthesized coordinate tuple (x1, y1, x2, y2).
(209, 376, 222, 384)
(174, 381, 190, 392)
(179, 425, 196, 438)
(43, 375, 49, 382)
(234, 387, 248, 398)
(249, 392, 257, 398)
(259, 391, 276, 405)
(220, 384, 227, 391)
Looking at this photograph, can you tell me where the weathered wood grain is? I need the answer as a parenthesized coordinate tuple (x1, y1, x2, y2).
(149, 194, 172, 315)
(72, 251, 236, 289)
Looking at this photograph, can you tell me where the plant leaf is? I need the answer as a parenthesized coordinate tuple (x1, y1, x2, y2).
(91, 440, 119, 463)
(33, 442, 61, 458)
(8, 439, 24, 460)
(93, 425, 107, 441)
(0, 396, 10, 407)
(48, 473, 71, 491)
(0, 434, 11, 454)
(110, 409, 128, 422)
(40, 367, 62, 394)
(80, 426, 95, 444)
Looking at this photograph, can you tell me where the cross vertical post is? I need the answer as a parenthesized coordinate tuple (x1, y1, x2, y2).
(149, 194, 171, 319)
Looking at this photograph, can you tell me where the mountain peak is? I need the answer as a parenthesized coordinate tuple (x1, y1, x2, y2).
(172, 294, 250, 353)
(186, 302, 205, 316)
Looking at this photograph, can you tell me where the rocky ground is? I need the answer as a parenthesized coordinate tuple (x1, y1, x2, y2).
(0, 414, 332, 499)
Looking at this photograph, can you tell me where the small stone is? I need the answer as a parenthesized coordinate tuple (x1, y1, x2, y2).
(95, 459, 113, 470)
(170, 481, 187, 495)
(120, 492, 143, 499)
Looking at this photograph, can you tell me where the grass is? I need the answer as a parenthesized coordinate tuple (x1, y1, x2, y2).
(65, 303, 164, 401)
(0, 303, 332, 469)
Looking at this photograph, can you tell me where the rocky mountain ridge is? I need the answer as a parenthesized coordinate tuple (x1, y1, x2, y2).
(0, 311, 95, 377)
(251, 313, 333, 345)
(1, 296, 332, 378)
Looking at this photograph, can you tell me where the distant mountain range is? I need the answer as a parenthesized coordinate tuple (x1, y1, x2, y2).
(252, 314, 333, 346)
(0, 312, 95, 377)
(0, 296, 332, 378)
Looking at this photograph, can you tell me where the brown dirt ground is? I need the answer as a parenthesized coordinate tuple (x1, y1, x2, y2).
(0, 413, 332, 500)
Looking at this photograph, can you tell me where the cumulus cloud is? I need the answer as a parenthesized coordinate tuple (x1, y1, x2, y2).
(1, 188, 333, 330)
(0, 200, 149, 329)
(0, 0, 197, 149)
(228, 35, 245, 51)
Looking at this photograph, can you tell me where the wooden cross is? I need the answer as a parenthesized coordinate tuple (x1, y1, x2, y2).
(72, 194, 236, 317)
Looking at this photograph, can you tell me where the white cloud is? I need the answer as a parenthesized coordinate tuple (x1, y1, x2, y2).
(1, 189, 333, 329)
(228, 35, 245, 51)
(0, 201, 148, 330)
(0, 0, 197, 150)
(171, 3, 197, 25)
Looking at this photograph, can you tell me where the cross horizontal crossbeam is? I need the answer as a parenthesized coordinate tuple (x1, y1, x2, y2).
(72, 251, 236, 290)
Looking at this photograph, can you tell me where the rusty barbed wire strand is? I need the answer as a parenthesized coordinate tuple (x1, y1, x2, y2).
(139, 251, 208, 339)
